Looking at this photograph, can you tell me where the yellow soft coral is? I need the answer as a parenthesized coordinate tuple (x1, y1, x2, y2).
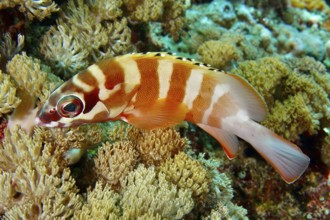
(0, 71, 21, 117)
(159, 152, 210, 200)
(120, 165, 194, 219)
(36, 124, 103, 165)
(232, 57, 289, 108)
(40, 0, 134, 79)
(74, 182, 121, 219)
(107, 122, 188, 166)
(94, 141, 138, 189)
(123, 0, 189, 39)
(136, 128, 188, 166)
(197, 40, 241, 69)
(0, 128, 82, 217)
(0, 0, 59, 21)
(290, 0, 329, 12)
(5, 53, 62, 133)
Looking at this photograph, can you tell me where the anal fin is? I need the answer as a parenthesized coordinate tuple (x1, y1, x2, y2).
(123, 99, 189, 129)
(197, 124, 239, 159)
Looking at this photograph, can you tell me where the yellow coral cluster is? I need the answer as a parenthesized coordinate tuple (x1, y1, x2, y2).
(0, 71, 21, 117)
(40, 0, 133, 79)
(232, 57, 289, 107)
(290, 0, 329, 12)
(123, 0, 189, 39)
(0, 0, 59, 20)
(36, 124, 103, 165)
(197, 40, 241, 69)
(0, 128, 82, 218)
(94, 141, 138, 188)
(136, 128, 189, 166)
(232, 56, 330, 141)
(5, 53, 62, 133)
(107, 122, 188, 166)
(159, 152, 210, 200)
(120, 165, 194, 219)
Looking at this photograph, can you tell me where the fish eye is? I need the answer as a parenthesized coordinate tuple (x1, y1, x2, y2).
(57, 95, 83, 118)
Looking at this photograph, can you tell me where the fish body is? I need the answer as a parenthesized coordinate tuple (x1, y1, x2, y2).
(36, 52, 310, 183)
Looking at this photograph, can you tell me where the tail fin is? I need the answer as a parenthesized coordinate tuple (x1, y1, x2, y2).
(222, 112, 310, 183)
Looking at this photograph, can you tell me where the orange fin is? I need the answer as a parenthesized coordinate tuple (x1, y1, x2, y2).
(197, 124, 239, 159)
(123, 99, 189, 129)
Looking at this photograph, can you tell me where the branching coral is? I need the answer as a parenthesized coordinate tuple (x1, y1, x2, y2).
(0, 0, 59, 21)
(94, 141, 138, 189)
(0, 128, 82, 217)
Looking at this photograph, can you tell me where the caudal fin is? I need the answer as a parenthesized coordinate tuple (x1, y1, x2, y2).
(251, 130, 310, 183)
(222, 114, 310, 183)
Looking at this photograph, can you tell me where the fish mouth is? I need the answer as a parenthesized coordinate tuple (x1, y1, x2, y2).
(34, 116, 60, 127)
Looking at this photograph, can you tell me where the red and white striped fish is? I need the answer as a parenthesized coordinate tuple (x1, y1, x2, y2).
(35, 52, 310, 183)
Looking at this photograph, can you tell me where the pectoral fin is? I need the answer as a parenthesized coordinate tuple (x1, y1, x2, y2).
(197, 123, 239, 159)
(123, 99, 189, 129)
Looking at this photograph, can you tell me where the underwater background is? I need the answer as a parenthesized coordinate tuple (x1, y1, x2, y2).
(0, 0, 329, 219)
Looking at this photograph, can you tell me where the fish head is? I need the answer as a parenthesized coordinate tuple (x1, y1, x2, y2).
(35, 81, 110, 127)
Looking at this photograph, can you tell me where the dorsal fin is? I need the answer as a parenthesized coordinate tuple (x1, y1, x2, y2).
(208, 72, 268, 122)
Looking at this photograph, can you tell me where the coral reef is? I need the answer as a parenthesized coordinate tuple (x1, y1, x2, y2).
(0, 0, 330, 219)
